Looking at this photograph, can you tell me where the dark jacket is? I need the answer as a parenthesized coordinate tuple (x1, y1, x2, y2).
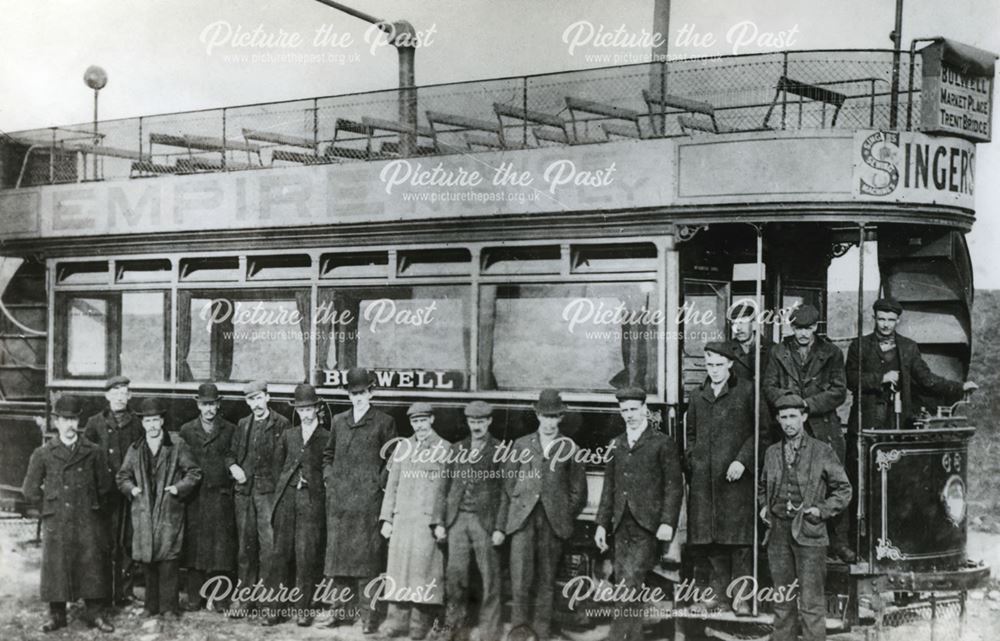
(83, 407, 143, 551)
(686, 375, 768, 545)
(178, 416, 238, 572)
(323, 406, 397, 577)
(116, 432, 203, 563)
(228, 410, 291, 496)
(433, 435, 504, 534)
(272, 423, 329, 525)
(759, 434, 852, 546)
(724, 335, 774, 381)
(496, 433, 588, 540)
(846, 332, 966, 432)
(596, 426, 683, 534)
(23, 437, 113, 601)
(763, 336, 847, 442)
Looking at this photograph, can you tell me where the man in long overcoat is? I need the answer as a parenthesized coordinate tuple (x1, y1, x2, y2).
(177, 382, 237, 610)
(379, 403, 449, 639)
(264, 383, 329, 627)
(323, 367, 397, 633)
(595, 387, 683, 641)
(116, 398, 202, 619)
(759, 395, 851, 641)
(495, 390, 588, 639)
(846, 297, 978, 432)
(82, 375, 143, 605)
(23, 395, 115, 633)
(225, 379, 291, 612)
(686, 342, 767, 614)
(762, 304, 852, 562)
(431, 400, 504, 641)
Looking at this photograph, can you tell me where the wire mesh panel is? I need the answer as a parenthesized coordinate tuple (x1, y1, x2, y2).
(877, 595, 966, 641)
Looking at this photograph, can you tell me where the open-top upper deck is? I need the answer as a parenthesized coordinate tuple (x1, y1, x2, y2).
(0, 47, 991, 246)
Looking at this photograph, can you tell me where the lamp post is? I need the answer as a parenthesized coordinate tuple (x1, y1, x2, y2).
(83, 65, 107, 180)
(889, 0, 904, 128)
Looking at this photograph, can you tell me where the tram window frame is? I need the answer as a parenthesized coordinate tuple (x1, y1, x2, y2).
(681, 279, 731, 358)
(477, 280, 660, 394)
(54, 290, 171, 382)
(177, 288, 311, 384)
(316, 284, 472, 387)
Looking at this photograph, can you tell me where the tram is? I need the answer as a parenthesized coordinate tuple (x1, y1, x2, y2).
(0, 37, 994, 639)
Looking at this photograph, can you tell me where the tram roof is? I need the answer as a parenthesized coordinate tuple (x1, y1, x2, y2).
(0, 48, 990, 245)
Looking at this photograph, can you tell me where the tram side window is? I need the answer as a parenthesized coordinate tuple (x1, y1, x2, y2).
(479, 282, 658, 392)
(178, 290, 309, 383)
(317, 286, 470, 387)
(56, 291, 169, 381)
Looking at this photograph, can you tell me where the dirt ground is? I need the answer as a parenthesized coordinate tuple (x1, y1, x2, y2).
(1, 518, 998, 641)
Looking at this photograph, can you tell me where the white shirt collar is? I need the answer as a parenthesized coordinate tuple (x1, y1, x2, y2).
(301, 420, 318, 443)
(626, 419, 648, 446)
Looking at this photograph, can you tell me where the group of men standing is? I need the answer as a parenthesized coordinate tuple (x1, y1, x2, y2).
(684, 297, 977, 641)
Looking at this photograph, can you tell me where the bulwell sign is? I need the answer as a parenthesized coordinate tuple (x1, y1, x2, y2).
(920, 39, 997, 142)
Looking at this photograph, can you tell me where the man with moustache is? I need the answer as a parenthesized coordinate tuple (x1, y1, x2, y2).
(226, 380, 291, 614)
(23, 396, 115, 633)
(759, 395, 851, 641)
(595, 387, 683, 641)
(762, 304, 852, 562)
(494, 389, 588, 640)
(323, 367, 398, 633)
(178, 382, 237, 611)
(432, 400, 504, 641)
(846, 297, 978, 432)
(686, 343, 766, 615)
(725, 301, 774, 383)
(117, 398, 203, 620)
(83, 375, 143, 605)
(264, 383, 329, 627)
(380, 403, 449, 639)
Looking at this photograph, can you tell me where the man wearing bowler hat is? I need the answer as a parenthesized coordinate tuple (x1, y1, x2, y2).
(264, 383, 329, 626)
(432, 400, 504, 641)
(23, 396, 115, 633)
(846, 297, 978, 432)
(495, 389, 587, 640)
(763, 304, 852, 562)
(595, 386, 683, 641)
(323, 367, 397, 633)
(759, 394, 851, 641)
(227, 380, 291, 614)
(686, 342, 767, 614)
(380, 402, 448, 639)
(177, 382, 238, 611)
(117, 398, 203, 620)
(83, 375, 142, 605)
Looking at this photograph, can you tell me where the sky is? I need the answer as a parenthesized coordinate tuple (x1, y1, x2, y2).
(1, 0, 998, 287)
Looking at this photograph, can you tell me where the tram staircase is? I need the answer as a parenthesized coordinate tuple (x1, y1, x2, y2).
(877, 228, 974, 403)
(0, 258, 47, 511)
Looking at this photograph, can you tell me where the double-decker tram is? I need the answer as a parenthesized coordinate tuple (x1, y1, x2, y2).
(0, 37, 994, 639)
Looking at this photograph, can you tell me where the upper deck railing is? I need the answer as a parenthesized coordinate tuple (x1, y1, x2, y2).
(0, 49, 925, 189)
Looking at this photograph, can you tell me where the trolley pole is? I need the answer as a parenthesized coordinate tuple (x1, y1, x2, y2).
(309, 0, 418, 155)
(889, 0, 904, 128)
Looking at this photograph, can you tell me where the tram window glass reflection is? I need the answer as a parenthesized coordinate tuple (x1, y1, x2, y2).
(121, 292, 169, 382)
(64, 297, 109, 376)
(681, 280, 729, 357)
(479, 282, 658, 392)
(178, 290, 309, 382)
(318, 286, 470, 384)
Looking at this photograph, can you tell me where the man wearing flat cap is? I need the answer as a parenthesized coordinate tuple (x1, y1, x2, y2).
(763, 303, 852, 562)
(846, 297, 978, 432)
(759, 394, 851, 641)
(685, 342, 768, 614)
(117, 398, 203, 620)
(495, 389, 588, 640)
(83, 375, 142, 605)
(227, 379, 291, 613)
(432, 400, 504, 641)
(23, 396, 116, 633)
(596, 386, 683, 641)
(323, 367, 397, 633)
(379, 402, 448, 639)
(178, 382, 238, 611)
(263, 383, 329, 626)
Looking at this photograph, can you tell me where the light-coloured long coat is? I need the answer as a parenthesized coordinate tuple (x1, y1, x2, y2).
(379, 432, 448, 605)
